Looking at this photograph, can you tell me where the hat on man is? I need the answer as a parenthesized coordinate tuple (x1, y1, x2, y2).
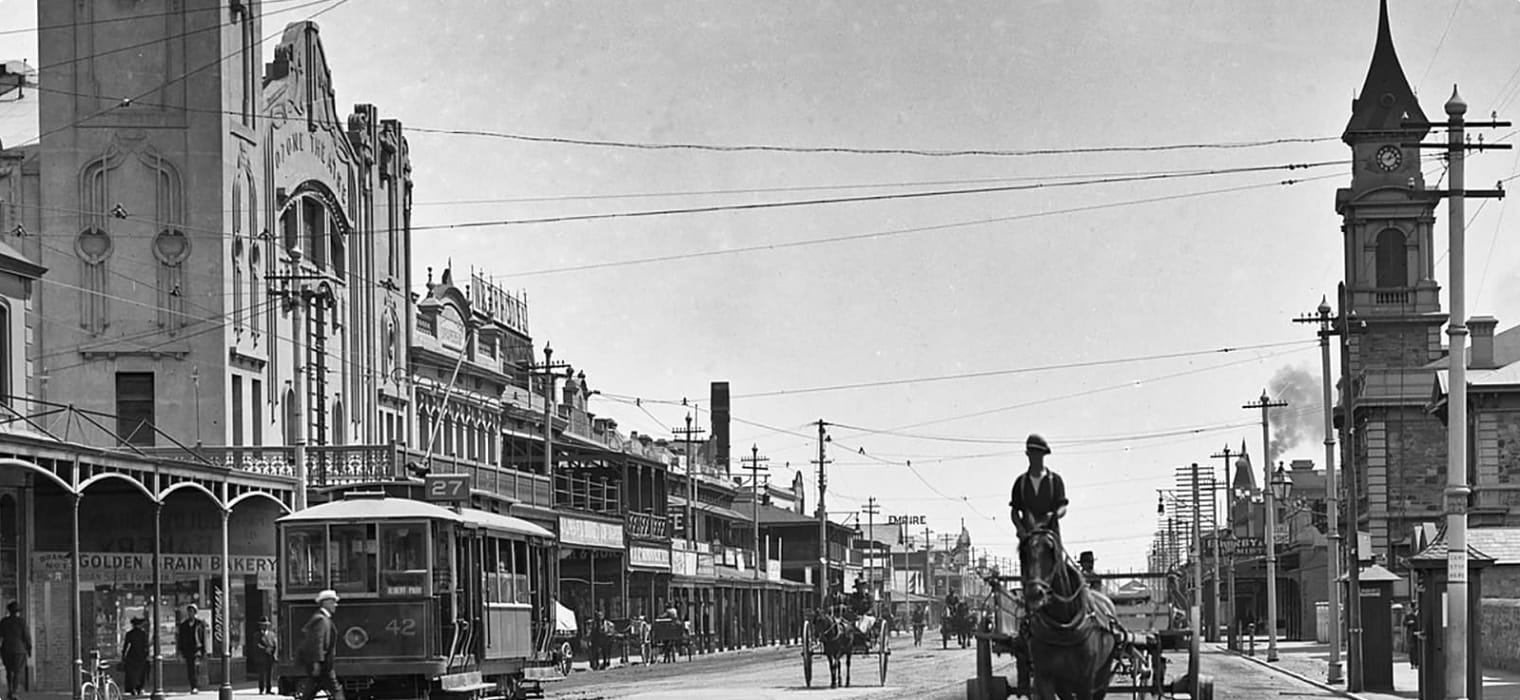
(186, 603, 198, 612)
(258, 615, 270, 625)
(4, 602, 17, 614)
(1026, 433, 1051, 455)
(131, 617, 145, 625)
(315, 589, 340, 604)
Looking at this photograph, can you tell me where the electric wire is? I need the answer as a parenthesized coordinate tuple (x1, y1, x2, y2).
(0, 0, 313, 37)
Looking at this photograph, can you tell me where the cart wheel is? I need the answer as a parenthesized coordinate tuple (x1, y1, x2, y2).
(877, 622, 890, 686)
(1194, 674, 1215, 700)
(557, 641, 573, 676)
(803, 620, 815, 688)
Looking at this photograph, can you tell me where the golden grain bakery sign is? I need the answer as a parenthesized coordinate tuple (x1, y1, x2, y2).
(33, 552, 277, 585)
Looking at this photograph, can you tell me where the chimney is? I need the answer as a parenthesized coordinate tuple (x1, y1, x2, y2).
(1470, 316, 1499, 369)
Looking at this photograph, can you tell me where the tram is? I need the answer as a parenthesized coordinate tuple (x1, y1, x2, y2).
(275, 492, 556, 699)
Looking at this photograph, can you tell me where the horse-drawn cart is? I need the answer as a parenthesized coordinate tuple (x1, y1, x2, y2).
(802, 609, 890, 688)
(966, 564, 1214, 699)
(648, 618, 695, 663)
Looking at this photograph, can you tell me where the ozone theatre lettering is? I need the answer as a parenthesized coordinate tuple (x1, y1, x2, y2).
(271, 126, 352, 212)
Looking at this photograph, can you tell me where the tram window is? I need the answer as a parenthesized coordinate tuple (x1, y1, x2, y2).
(432, 523, 454, 592)
(329, 524, 377, 594)
(511, 540, 531, 604)
(285, 525, 327, 591)
(380, 523, 427, 597)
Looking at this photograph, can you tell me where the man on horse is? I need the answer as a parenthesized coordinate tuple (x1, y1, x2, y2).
(1009, 433, 1068, 540)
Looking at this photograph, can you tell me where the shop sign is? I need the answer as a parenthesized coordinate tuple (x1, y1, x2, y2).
(888, 515, 926, 525)
(671, 549, 698, 577)
(558, 516, 625, 550)
(696, 553, 715, 577)
(33, 552, 277, 585)
(629, 545, 670, 570)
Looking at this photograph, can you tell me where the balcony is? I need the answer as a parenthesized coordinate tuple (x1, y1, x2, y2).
(554, 471, 622, 515)
(142, 444, 554, 509)
(626, 511, 670, 539)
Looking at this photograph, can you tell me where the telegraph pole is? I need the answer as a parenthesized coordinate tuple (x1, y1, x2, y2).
(1244, 391, 1287, 662)
(1189, 464, 1204, 685)
(1210, 444, 1238, 650)
(814, 420, 831, 607)
(863, 497, 880, 613)
(922, 526, 933, 598)
(1404, 89, 1509, 700)
(673, 415, 706, 543)
(527, 344, 572, 476)
(743, 444, 769, 646)
(1296, 298, 1345, 685)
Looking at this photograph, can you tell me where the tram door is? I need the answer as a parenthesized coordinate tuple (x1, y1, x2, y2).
(455, 530, 485, 661)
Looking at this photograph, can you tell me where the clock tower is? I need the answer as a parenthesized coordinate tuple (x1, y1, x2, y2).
(1335, 0, 1449, 563)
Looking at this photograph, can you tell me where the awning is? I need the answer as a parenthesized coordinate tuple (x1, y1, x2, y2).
(669, 495, 750, 522)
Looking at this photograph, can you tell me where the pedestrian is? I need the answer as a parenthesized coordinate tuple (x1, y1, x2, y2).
(588, 611, 608, 670)
(253, 616, 278, 694)
(120, 617, 150, 696)
(175, 604, 207, 694)
(0, 602, 30, 700)
(295, 590, 343, 700)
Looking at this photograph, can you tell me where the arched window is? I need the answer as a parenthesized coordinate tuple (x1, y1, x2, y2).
(1375, 228, 1408, 288)
(332, 400, 345, 446)
(284, 388, 299, 445)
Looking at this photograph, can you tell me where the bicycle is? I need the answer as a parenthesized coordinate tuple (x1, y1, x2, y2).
(79, 650, 123, 700)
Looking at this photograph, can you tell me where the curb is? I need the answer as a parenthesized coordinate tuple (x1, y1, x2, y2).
(1212, 644, 1368, 700)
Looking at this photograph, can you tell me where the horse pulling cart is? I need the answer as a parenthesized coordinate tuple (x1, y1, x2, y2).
(801, 608, 891, 688)
(966, 530, 1214, 700)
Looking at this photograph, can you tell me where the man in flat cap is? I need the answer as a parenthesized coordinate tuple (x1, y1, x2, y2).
(1008, 434, 1068, 540)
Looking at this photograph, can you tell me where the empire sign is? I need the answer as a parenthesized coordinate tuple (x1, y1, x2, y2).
(887, 515, 926, 525)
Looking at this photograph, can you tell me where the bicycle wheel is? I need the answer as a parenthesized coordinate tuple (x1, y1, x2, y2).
(80, 681, 95, 700)
(103, 679, 123, 700)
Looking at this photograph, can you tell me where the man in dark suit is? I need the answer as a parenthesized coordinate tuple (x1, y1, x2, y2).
(120, 617, 150, 696)
(0, 602, 30, 700)
(175, 605, 207, 694)
(296, 590, 343, 700)
(252, 616, 278, 694)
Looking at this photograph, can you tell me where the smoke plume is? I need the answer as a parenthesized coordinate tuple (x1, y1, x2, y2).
(1265, 364, 1321, 461)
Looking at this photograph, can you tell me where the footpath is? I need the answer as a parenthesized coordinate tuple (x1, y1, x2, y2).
(1220, 639, 1520, 700)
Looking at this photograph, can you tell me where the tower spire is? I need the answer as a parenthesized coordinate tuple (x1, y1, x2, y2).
(1343, 0, 1428, 140)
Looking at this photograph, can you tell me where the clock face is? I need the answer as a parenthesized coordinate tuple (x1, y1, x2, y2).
(1376, 145, 1403, 172)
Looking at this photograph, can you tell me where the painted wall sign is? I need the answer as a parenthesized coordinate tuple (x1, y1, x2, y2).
(558, 516, 625, 550)
(33, 552, 277, 585)
(671, 548, 698, 577)
(438, 306, 466, 351)
(629, 545, 671, 570)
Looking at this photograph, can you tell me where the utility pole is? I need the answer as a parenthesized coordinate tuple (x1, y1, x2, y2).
(268, 276, 334, 503)
(922, 527, 933, 598)
(814, 420, 831, 607)
(527, 344, 572, 477)
(1405, 89, 1509, 700)
(1211, 444, 1238, 651)
(743, 444, 768, 646)
(863, 497, 880, 614)
(1296, 298, 1345, 685)
(1189, 464, 1204, 685)
(673, 415, 706, 544)
(1244, 390, 1287, 662)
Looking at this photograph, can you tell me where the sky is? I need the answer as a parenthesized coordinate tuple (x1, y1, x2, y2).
(3, 0, 1520, 573)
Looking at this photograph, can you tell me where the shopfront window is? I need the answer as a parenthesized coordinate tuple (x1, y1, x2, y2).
(329, 524, 376, 594)
(285, 525, 327, 591)
(380, 523, 427, 597)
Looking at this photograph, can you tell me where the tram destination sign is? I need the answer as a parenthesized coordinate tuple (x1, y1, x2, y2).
(424, 474, 471, 503)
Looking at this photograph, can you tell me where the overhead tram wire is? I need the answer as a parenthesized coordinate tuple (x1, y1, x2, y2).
(406, 125, 1340, 158)
(416, 160, 1345, 231)
(484, 171, 1349, 280)
(731, 339, 1313, 400)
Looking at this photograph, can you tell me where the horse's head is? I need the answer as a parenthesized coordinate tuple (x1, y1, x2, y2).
(1019, 528, 1066, 611)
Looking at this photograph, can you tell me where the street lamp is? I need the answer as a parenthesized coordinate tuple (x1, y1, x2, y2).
(1271, 463, 1293, 502)
(1264, 460, 1288, 662)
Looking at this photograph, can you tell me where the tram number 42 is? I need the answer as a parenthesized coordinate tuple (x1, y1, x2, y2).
(425, 474, 471, 502)
(385, 618, 418, 637)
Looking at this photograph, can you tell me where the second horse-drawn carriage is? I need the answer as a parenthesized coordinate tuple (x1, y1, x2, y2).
(801, 601, 891, 688)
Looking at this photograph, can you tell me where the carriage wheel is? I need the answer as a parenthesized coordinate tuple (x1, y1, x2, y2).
(877, 621, 890, 686)
(802, 620, 815, 688)
(557, 641, 573, 676)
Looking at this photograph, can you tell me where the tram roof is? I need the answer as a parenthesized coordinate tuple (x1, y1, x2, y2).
(278, 498, 554, 539)
(457, 507, 554, 539)
(280, 497, 463, 522)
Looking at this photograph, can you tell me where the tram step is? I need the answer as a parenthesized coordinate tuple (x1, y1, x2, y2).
(440, 682, 496, 694)
(522, 667, 565, 682)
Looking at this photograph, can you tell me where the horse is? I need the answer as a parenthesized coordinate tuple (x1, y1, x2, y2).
(1019, 528, 1120, 700)
(809, 608, 856, 688)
